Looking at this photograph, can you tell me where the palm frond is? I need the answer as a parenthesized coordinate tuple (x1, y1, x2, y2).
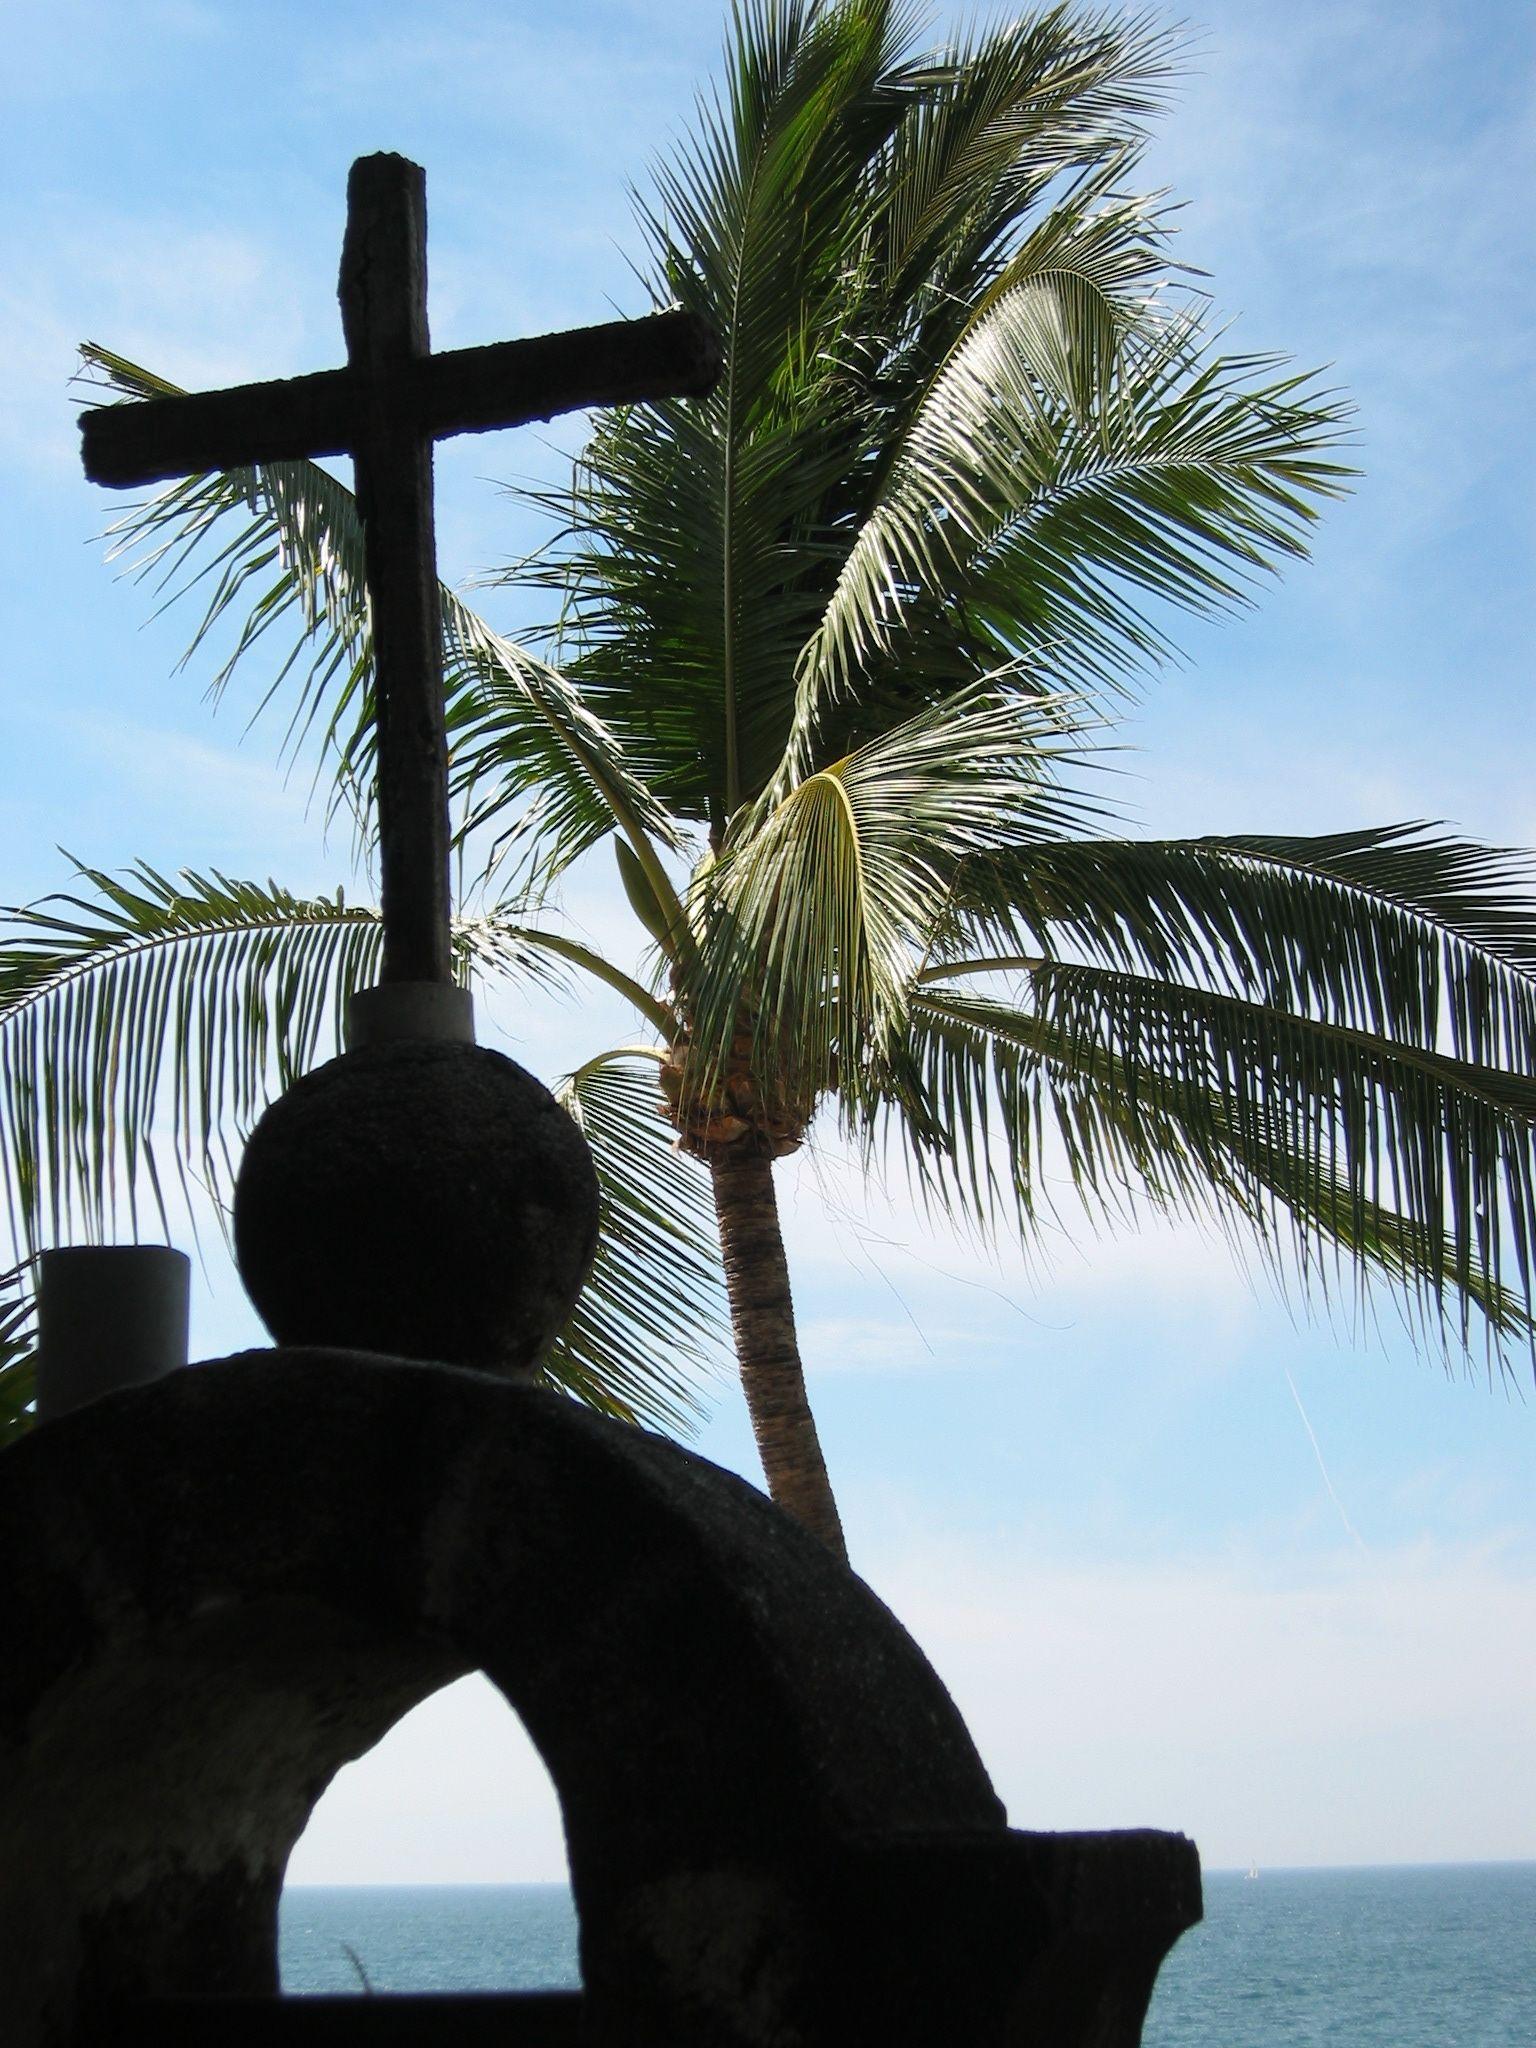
(684, 681, 1098, 1105)
(787, 295, 1354, 774)
(877, 10, 1176, 312)
(0, 860, 384, 1249)
(0, 854, 659, 1251)
(76, 346, 677, 884)
(890, 967, 1536, 1369)
(444, 604, 687, 893)
(548, 1049, 724, 1430)
(942, 824, 1536, 1071)
(469, 907, 674, 1034)
(0, 865, 717, 1427)
(516, 5, 1193, 818)
(77, 344, 374, 788)
(0, 1262, 37, 1449)
(1205, 826, 1536, 973)
(584, 0, 922, 816)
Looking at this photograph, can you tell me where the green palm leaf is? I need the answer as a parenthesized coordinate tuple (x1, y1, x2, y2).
(77, 345, 375, 785)
(0, 1263, 37, 1448)
(685, 681, 1098, 1107)
(0, 860, 385, 1250)
(895, 969, 1536, 1364)
(76, 346, 677, 885)
(943, 825, 1536, 1067)
(549, 1050, 724, 1432)
(0, 864, 712, 1423)
(788, 301, 1352, 772)
(473, 908, 674, 1034)
(445, 606, 687, 899)
(519, 3, 1345, 832)
(878, 10, 1175, 301)
(545, 0, 918, 820)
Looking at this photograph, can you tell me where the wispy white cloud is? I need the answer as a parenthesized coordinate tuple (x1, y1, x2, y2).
(776, 1116, 1258, 1326)
(6, 212, 321, 481)
(285, 1525, 1536, 1884)
(57, 716, 337, 873)
(1145, 1, 1536, 561)
(866, 1523, 1536, 1869)
(799, 1312, 975, 1376)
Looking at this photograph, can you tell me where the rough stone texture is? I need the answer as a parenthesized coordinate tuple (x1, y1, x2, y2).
(233, 1044, 599, 1369)
(0, 1353, 1200, 2045)
(142, 1993, 583, 2042)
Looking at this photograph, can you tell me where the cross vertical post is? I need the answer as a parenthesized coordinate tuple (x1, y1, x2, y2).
(339, 154, 452, 988)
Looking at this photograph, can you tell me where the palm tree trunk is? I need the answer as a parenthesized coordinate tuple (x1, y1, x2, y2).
(709, 1147, 847, 1563)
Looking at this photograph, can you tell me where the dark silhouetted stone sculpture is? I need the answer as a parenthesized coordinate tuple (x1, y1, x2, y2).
(0, 1352, 1199, 2046)
(52, 149, 1203, 2046)
(233, 1042, 600, 1368)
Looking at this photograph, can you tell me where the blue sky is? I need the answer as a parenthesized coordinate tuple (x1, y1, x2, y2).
(3, 0, 1534, 1880)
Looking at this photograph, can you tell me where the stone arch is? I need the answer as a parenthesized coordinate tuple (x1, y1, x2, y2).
(0, 1350, 1010, 2045)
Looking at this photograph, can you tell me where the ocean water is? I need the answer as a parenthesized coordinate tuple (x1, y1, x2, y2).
(280, 1863, 1536, 2042)
(1144, 1865, 1536, 2047)
(281, 1884, 580, 1995)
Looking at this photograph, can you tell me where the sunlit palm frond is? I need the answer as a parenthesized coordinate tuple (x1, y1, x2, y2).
(0, 861, 383, 1250)
(0, 866, 711, 1427)
(685, 682, 1097, 1105)
(549, 1050, 723, 1430)
(943, 825, 1536, 1070)
(445, 603, 687, 893)
(0, 857, 663, 1255)
(77, 345, 373, 785)
(77, 347, 674, 883)
(650, 0, 913, 416)
(788, 295, 1353, 771)
(470, 905, 673, 1034)
(877, 8, 1175, 309)
(935, 152, 1174, 400)
(595, 0, 920, 816)
(522, 8, 1188, 819)
(515, 393, 854, 823)
(891, 969, 1536, 1368)
(1202, 826, 1536, 974)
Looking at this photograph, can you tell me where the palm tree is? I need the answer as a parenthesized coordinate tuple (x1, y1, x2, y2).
(6, 1, 1536, 1566)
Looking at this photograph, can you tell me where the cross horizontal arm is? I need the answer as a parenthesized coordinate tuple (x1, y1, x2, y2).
(80, 307, 722, 490)
(80, 364, 354, 489)
(428, 306, 721, 441)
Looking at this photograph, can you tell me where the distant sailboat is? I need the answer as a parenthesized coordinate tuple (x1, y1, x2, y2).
(1245, 1862, 1260, 1881)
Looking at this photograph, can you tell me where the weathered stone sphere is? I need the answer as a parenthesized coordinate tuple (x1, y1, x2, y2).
(233, 1040, 600, 1371)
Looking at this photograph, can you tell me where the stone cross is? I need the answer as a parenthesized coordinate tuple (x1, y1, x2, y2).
(81, 152, 719, 987)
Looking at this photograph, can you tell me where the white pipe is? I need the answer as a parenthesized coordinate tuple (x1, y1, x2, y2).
(345, 982, 475, 1048)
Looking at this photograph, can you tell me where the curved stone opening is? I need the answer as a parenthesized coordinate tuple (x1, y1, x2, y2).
(11, 1350, 1189, 2048)
(280, 1671, 578, 1995)
(2, 1592, 461, 2024)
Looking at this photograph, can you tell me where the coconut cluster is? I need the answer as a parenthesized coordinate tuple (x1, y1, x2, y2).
(658, 1008, 813, 1161)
